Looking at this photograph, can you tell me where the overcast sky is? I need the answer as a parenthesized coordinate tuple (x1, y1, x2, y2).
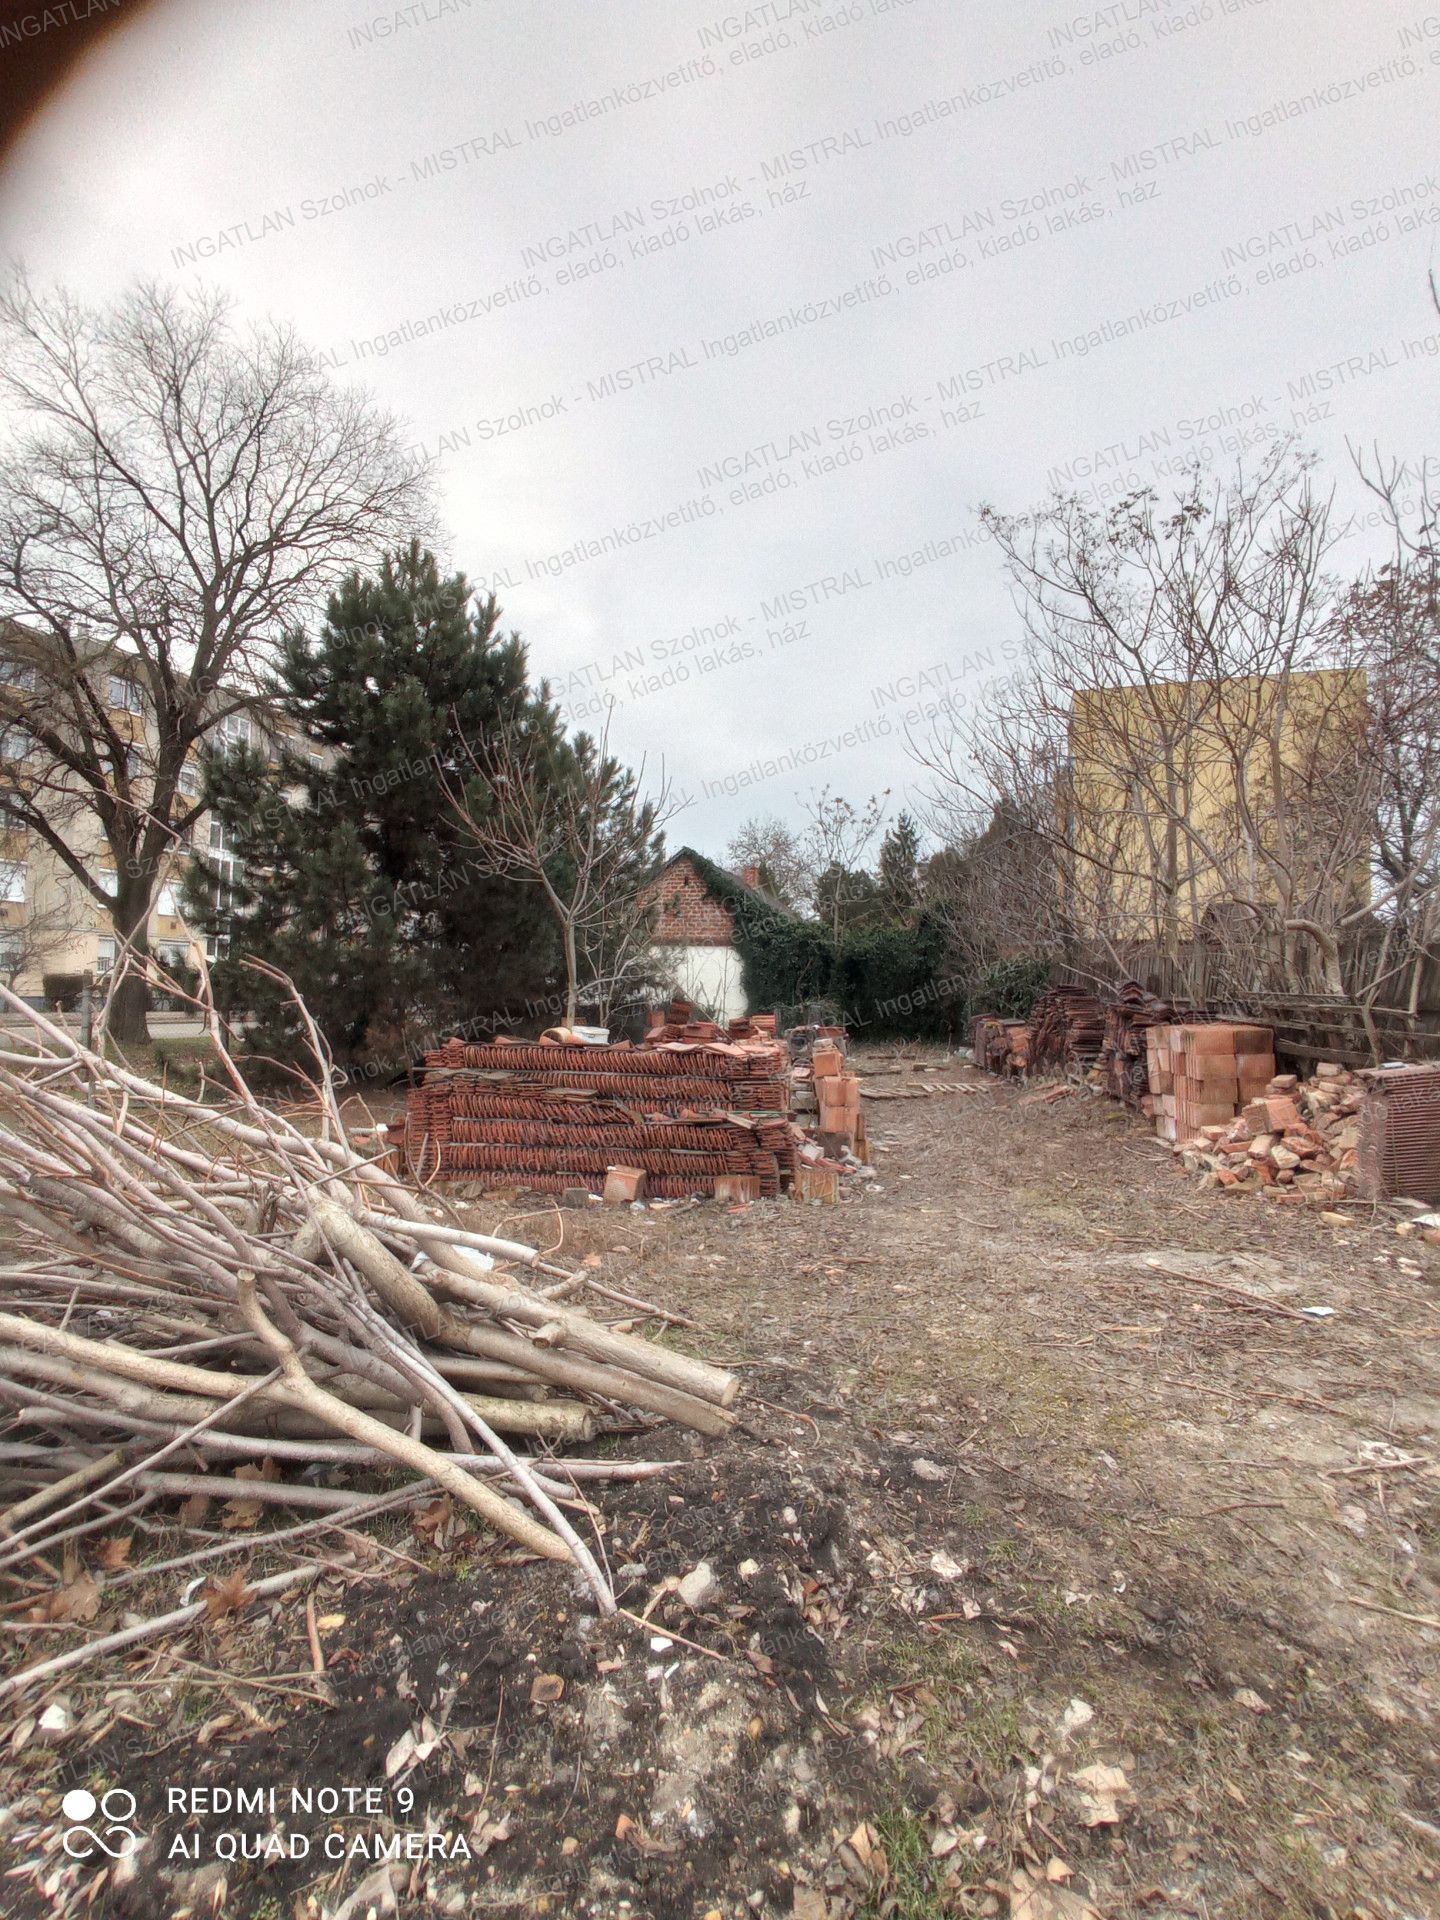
(1, 0, 1436, 856)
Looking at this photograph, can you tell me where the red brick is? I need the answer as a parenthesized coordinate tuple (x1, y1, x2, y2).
(602, 1166, 647, 1205)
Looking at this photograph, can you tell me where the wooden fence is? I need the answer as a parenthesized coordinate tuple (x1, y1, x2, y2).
(1055, 938, 1440, 1068)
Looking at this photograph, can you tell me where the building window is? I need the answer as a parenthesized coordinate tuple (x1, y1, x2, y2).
(157, 940, 189, 969)
(178, 760, 200, 797)
(97, 868, 118, 900)
(108, 674, 145, 714)
(0, 724, 36, 763)
(0, 657, 37, 691)
(125, 743, 145, 781)
(207, 817, 243, 923)
(0, 932, 22, 975)
(157, 881, 180, 916)
(96, 937, 116, 974)
(216, 711, 251, 750)
(0, 860, 26, 904)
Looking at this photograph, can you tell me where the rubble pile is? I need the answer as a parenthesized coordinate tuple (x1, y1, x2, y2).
(1171, 1062, 1365, 1198)
(401, 1033, 797, 1197)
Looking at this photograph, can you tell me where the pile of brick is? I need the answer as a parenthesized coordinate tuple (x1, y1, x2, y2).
(1169, 1060, 1365, 1199)
(810, 1036, 868, 1162)
(1145, 1022, 1276, 1142)
(399, 1032, 796, 1198)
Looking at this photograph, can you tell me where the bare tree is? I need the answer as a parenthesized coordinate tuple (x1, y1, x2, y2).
(913, 449, 1426, 1005)
(0, 275, 432, 1040)
(724, 813, 812, 911)
(799, 786, 889, 943)
(449, 710, 670, 1027)
(1338, 562, 1440, 1030)
(1350, 271, 1439, 675)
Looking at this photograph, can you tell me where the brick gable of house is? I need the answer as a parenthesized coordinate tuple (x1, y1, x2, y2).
(645, 856, 736, 947)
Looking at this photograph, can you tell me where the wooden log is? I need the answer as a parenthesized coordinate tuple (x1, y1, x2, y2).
(233, 1278, 571, 1563)
(294, 1209, 732, 1436)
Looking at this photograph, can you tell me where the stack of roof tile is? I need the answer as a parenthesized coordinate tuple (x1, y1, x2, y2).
(972, 1016, 1031, 1075)
(1029, 987, 1105, 1072)
(399, 1034, 796, 1196)
(1095, 984, 1204, 1109)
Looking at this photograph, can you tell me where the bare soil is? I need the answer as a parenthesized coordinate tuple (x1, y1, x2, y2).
(4, 1051, 1438, 1920)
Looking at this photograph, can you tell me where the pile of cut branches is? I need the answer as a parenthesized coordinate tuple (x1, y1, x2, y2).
(0, 983, 738, 1688)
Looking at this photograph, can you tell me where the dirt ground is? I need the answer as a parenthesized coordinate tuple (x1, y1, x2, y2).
(3, 1050, 1438, 1920)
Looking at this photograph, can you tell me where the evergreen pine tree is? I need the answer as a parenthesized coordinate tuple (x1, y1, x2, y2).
(878, 811, 922, 923)
(189, 543, 563, 1072)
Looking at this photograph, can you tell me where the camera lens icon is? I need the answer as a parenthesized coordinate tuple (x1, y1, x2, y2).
(61, 1786, 138, 1859)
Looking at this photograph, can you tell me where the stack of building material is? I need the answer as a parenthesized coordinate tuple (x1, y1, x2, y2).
(1147, 1022, 1276, 1143)
(1356, 1063, 1440, 1204)
(401, 1035, 795, 1196)
(812, 1039, 866, 1158)
(1096, 984, 1203, 1109)
(972, 1016, 1031, 1076)
(1029, 986, 1105, 1072)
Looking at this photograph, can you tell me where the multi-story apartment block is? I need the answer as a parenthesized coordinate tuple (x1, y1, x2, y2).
(0, 631, 261, 1006)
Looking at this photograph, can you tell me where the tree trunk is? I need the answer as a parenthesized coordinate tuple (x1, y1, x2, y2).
(563, 917, 579, 1025)
(108, 880, 153, 1045)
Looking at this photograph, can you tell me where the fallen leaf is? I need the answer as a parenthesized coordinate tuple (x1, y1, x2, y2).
(792, 1892, 827, 1920)
(1009, 1866, 1103, 1919)
(43, 1573, 101, 1624)
(201, 1568, 253, 1623)
(1064, 1763, 1133, 1828)
(413, 1498, 452, 1546)
(178, 1489, 212, 1527)
(530, 1673, 564, 1705)
(471, 1811, 511, 1855)
(847, 1821, 878, 1871)
(929, 1549, 969, 1582)
(561, 1837, 579, 1857)
(94, 1536, 133, 1572)
(223, 1459, 280, 1525)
